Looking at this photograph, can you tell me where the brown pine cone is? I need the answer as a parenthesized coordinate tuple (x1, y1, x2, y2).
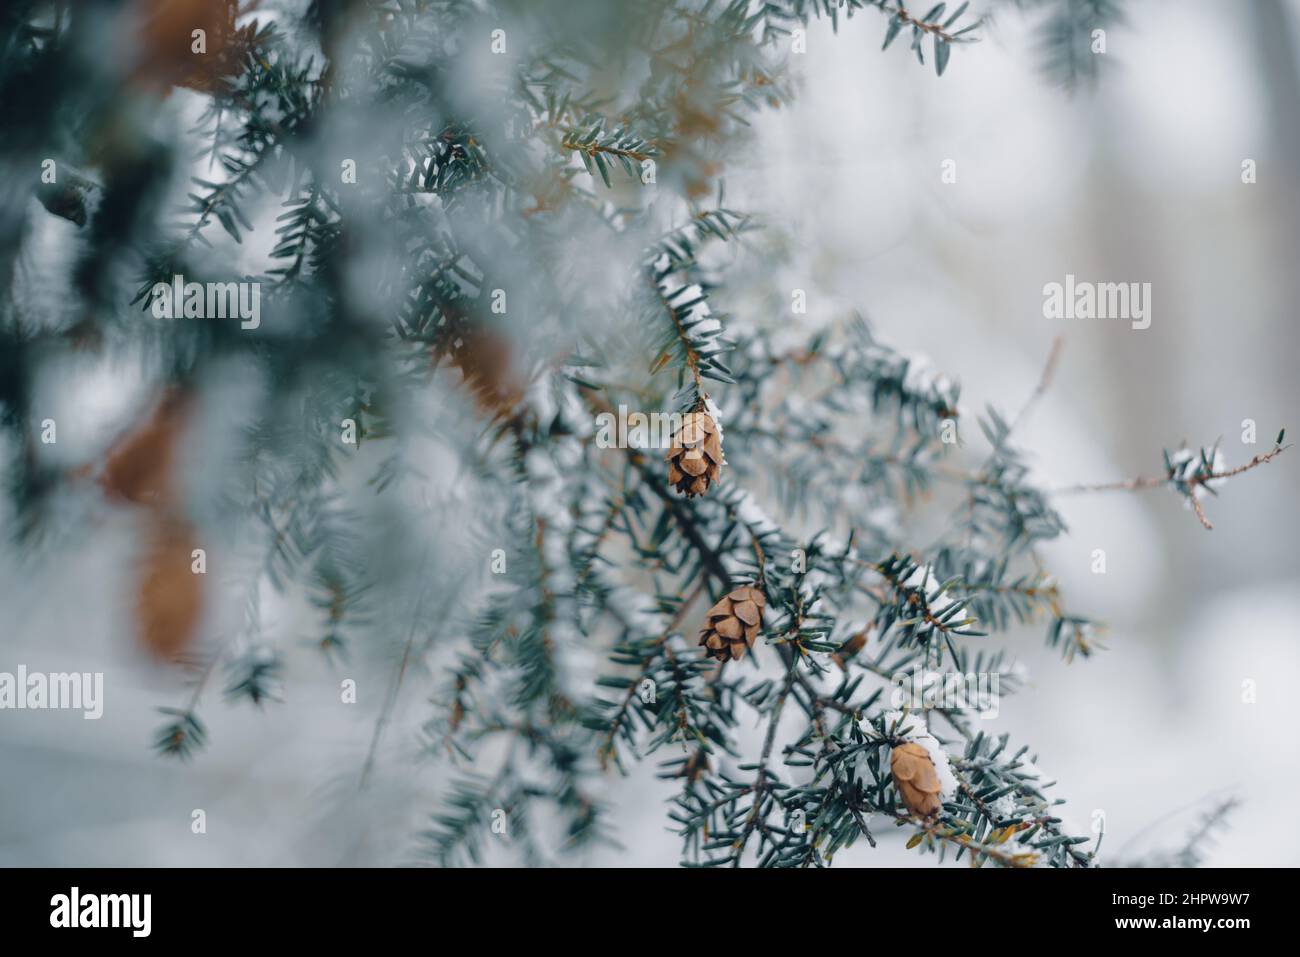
(667, 409, 722, 497)
(95, 389, 206, 662)
(832, 628, 870, 672)
(698, 585, 765, 662)
(136, 514, 205, 662)
(99, 388, 192, 507)
(447, 327, 526, 421)
(129, 0, 242, 95)
(891, 742, 943, 818)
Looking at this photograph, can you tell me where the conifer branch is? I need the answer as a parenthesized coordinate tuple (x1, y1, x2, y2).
(1051, 435, 1290, 529)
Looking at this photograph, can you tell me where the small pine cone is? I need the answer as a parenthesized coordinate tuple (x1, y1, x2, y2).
(891, 742, 944, 818)
(698, 585, 765, 662)
(667, 409, 722, 497)
(832, 628, 869, 672)
(448, 327, 526, 420)
(99, 388, 192, 506)
(136, 515, 205, 662)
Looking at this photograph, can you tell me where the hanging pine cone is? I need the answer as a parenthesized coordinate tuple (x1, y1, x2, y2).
(698, 585, 765, 662)
(832, 627, 870, 672)
(891, 742, 943, 818)
(136, 514, 205, 662)
(97, 389, 206, 662)
(667, 407, 722, 497)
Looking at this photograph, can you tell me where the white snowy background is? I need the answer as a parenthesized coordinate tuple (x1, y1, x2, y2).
(1, 0, 1298, 867)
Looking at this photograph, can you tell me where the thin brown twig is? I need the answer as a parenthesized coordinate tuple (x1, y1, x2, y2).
(560, 135, 654, 164)
(360, 599, 423, 789)
(888, 811, 1038, 868)
(1009, 335, 1064, 436)
(1051, 442, 1290, 515)
(652, 280, 703, 391)
(882, 3, 966, 43)
(732, 659, 797, 865)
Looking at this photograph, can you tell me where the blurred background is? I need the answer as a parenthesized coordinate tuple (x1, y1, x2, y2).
(2, 0, 1297, 866)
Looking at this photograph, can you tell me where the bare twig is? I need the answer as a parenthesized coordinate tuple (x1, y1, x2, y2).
(1009, 335, 1064, 436)
(1051, 441, 1290, 529)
